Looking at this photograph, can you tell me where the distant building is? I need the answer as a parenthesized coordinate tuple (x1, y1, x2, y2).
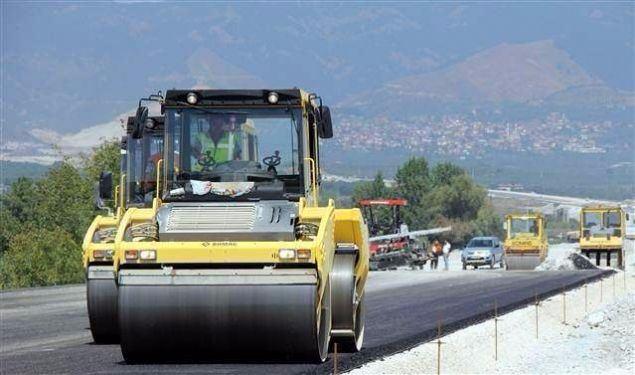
(496, 183, 524, 191)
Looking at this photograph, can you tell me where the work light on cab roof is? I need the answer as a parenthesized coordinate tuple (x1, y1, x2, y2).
(186, 92, 198, 105)
(267, 91, 279, 104)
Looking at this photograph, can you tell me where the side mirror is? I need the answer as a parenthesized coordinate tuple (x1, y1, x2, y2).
(317, 106, 333, 139)
(98, 171, 113, 200)
(132, 106, 149, 139)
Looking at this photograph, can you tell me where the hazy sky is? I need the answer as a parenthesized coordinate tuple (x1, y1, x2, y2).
(2, 2, 633, 139)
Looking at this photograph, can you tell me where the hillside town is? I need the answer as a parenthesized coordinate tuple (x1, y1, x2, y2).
(334, 112, 633, 157)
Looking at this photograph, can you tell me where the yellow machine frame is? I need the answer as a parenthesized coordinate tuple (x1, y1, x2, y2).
(82, 179, 126, 267)
(503, 213, 548, 266)
(112, 90, 369, 360)
(579, 205, 624, 268)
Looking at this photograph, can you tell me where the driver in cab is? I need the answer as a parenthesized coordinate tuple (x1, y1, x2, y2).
(192, 114, 243, 172)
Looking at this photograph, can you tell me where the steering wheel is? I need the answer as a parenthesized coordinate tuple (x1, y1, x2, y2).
(262, 151, 281, 173)
(198, 150, 216, 171)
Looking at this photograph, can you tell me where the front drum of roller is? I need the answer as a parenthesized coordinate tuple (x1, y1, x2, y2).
(118, 280, 330, 363)
(505, 255, 542, 270)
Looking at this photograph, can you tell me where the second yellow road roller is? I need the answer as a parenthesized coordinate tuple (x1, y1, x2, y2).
(579, 205, 625, 268)
(113, 89, 369, 362)
(82, 115, 164, 343)
(503, 212, 548, 270)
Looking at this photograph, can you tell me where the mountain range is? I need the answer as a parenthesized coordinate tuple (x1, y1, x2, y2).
(1, 3, 633, 159)
(338, 40, 634, 119)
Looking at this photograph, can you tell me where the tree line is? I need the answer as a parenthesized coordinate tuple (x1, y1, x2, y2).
(0, 141, 120, 289)
(348, 157, 502, 246)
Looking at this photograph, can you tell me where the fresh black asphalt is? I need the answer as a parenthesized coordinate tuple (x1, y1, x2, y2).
(0, 268, 610, 374)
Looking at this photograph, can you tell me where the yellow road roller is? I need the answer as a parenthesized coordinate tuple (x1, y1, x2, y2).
(503, 213, 547, 270)
(579, 205, 624, 268)
(82, 115, 164, 343)
(113, 89, 369, 363)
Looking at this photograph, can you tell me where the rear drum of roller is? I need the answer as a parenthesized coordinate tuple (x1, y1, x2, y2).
(87, 271, 119, 344)
(331, 250, 365, 352)
(119, 281, 329, 363)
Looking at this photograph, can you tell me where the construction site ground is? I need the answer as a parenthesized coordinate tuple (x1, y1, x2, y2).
(0, 247, 619, 374)
(351, 269, 634, 374)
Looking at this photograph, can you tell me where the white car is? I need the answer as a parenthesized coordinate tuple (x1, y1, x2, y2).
(461, 236, 504, 270)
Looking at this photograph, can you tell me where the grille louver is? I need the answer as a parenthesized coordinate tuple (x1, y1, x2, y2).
(166, 203, 256, 232)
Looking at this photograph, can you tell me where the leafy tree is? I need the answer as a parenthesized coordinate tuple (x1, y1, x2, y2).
(433, 216, 477, 246)
(430, 162, 465, 187)
(392, 158, 432, 229)
(83, 139, 122, 209)
(472, 204, 503, 238)
(32, 161, 94, 242)
(351, 172, 390, 204)
(1, 142, 118, 289)
(424, 174, 486, 221)
(0, 207, 19, 254)
(0, 227, 84, 288)
(351, 172, 395, 234)
(394, 157, 430, 207)
(348, 158, 504, 246)
(1, 177, 39, 223)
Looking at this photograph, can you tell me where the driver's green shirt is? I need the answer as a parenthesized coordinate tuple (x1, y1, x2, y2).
(193, 131, 242, 171)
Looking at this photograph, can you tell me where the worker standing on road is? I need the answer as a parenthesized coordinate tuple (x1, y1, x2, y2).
(430, 240, 441, 270)
(428, 241, 436, 270)
(442, 240, 451, 271)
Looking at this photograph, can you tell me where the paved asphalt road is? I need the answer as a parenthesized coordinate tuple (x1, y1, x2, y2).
(1, 267, 609, 374)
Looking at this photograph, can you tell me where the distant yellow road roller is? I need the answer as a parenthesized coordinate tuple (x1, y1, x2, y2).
(579, 205, 624, 268)
(503, 213, 547, 270)
(113, 89, 369, 362)
(82, 114, 164, 343)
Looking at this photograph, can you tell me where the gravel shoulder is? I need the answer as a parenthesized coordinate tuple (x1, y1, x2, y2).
(350, 269, 634, 374)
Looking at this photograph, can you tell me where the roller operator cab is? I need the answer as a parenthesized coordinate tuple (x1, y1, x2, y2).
(579, 206, 624, 268)
(113, 89, 369, 363)
(82, 115, 164, 344)
(503, 213, 548, 270)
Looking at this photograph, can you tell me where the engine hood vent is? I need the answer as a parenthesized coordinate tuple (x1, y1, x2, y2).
(157, 201, 297, 242)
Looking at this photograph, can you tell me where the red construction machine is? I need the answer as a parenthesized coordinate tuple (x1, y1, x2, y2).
(359, 199, 434, 270)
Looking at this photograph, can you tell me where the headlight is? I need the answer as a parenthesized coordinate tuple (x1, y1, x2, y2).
(92, 250, 113, 260)
(296, 249, 311, 260)
(139, 250, 157, 260)
(125, 250, 138, 260)
(278, 248, 296, 260)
